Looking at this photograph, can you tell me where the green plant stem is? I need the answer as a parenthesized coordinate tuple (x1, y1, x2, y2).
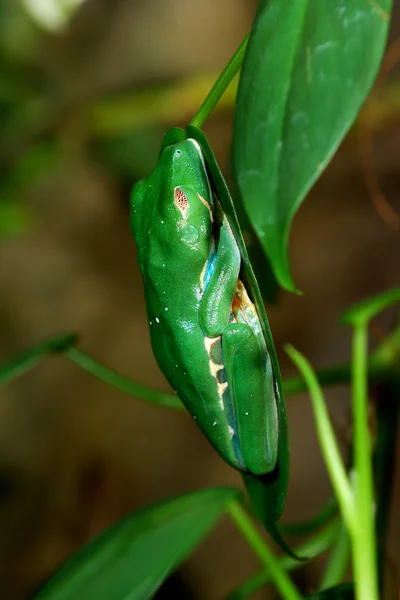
(0, 333, 78, 386)
(2, 324, 399, 412)
(225, 518, 340, 600)
(318, 521, 350, 592)
(60, 325, 399, 411)
(64, 347, 182, 410)
(285, 345, 356, 532)
(189, 34, 249, 128)
(284, 324, 400, 396)
(351, 324, 379, 600)
(227, 500, 303, 600)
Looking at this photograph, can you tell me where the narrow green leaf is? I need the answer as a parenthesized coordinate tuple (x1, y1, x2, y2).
(34, 487, 240, 600)
(233, 0, 392, 291)
(0, 334, 78, 386)
(318, 522, 350, 592)
(187, 126, 292, 555)
(340, 287, 400, 327)
(242, 472, 303, 561)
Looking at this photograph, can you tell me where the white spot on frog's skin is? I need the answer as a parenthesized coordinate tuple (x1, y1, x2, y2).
(161, 220, 164, 224)
(228, 425, 235, 439)
(155, 317, 160, 324)
(245, 412, 249, 416)
(165, 307, 168, 311)
(162, 263, 165, 267)
(149, 321, 153, 326)
(213, 421, 217, 427)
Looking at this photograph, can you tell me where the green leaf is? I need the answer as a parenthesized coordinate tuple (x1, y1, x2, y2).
(340, 287, 400, 327)
(33, 487, 240, 600)
(242, 472, 303, 561)
(306, 582, 354, 599)
(0, 333, 78, 386)
(233, 0, 392, 292)
(186, 126, 292, 556)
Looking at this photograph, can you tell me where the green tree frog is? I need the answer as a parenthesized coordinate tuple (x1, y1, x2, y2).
(130, 135, 279, 476)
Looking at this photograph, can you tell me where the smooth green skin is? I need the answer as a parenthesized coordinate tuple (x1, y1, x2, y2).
(130, 138, 278, 475)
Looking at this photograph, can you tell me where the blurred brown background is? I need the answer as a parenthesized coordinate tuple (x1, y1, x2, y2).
(0, 1, 399, 598)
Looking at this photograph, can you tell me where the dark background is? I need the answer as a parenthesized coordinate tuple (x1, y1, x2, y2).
(0, 1, 399, 598)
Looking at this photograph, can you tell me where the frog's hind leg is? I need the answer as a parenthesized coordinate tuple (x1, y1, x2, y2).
(222, 323, 278, 476)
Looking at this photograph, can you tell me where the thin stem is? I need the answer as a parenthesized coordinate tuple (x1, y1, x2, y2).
(2, 324, 398, 417)
(351, 325, 379, 600)
(60, 324, 399, 410)
(285, 345, 356, 532)
(225, 517, 340, 600)
(284, 324, 400, 396)
(189, 34, 249, 128)
(227, 500, 303, 600)
(0, 333, 78, 386)
(318, 521, 350, 592)
(64, 347, 182, 410)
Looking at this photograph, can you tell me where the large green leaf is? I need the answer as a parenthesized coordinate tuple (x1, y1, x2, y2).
(34, 487, 240, 600)
(233, 0, 392, 292)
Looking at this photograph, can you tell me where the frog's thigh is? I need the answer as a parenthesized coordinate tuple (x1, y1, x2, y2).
(222, 323, 278, 475)
(199, 221, 240, 338)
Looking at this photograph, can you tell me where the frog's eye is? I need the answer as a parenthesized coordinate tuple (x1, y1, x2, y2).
(174, 187, 189, 214)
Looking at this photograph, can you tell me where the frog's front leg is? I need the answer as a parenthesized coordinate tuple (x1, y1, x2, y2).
(222, 323, 278, 475)
(199, 217, 241, 337)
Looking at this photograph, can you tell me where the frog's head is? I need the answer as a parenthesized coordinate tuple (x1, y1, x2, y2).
(130, 138, 214, 251)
